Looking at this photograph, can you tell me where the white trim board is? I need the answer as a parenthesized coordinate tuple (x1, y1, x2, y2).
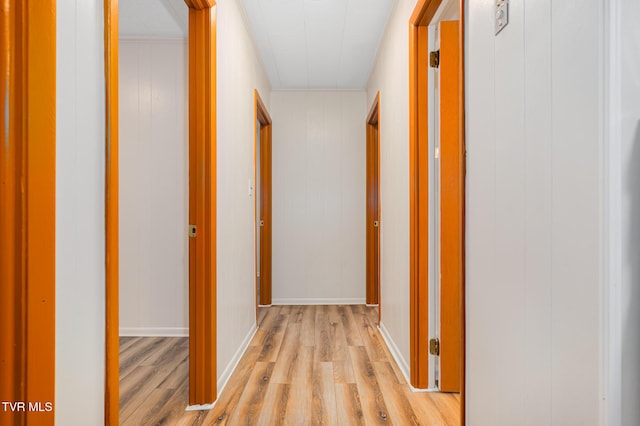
(185, 323, 258, 412)
(271, 298, 366, 305)
(216, 323, 258, 399)
(601, 0, 623, 423)
(378, 322, 438, 393)
(119, 327, 188, 337)
(378, 322, 410, 382)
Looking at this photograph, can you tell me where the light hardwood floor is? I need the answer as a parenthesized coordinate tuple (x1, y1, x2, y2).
(120, 305, 460, 425)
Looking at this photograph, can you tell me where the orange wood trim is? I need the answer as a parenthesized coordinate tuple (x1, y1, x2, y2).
(187, 3, 217, 405)
(259, 123, 272, 305)
(376, 94, 381, 324)
(25, 3, 56, 418)
(104, 0, 120, 424)
(254, 90, 273, 307)
(458, 1, 467, 422)
(256, 90, 272, 124)
(366, 91, 379, 124)
(254, 91, 258, 321)
(0, 1, 56, 423)
(184, 0, 216, 10)
(410, 0, 442, 26)
(409, 2, 466, 421)
(366, 92, 380, 307)
(0, 3, 22, 418)
(408, 22, 419, 388)
(409, 20, 430, 389)
(439, 19, 461, 393)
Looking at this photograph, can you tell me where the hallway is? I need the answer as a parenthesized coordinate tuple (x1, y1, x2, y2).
(120, 306, 459, 425)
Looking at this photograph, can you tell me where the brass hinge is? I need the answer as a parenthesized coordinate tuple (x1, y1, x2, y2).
(429, 50, 440, 68)
(429, 338, 440, 356)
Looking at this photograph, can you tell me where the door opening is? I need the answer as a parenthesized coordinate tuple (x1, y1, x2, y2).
(255, 89, 273, 321)
(409, 0, 465, 422)
(366, 92, 381, 322)
(105, 0, 219, 421)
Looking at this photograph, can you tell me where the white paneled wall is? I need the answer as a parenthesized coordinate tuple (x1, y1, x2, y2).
(466, 0, 601, 424)
(621, 0, 640, 423)
(216, 0, 272, 390)
(366, 0, 416, 377)
(271, 91, 367, 304)
(119, 39, 188, 336)
(56, 0, 105, 423)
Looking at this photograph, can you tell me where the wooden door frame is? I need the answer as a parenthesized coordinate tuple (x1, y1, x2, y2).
(104, 0, 218, 422)
(254, 89, 273, 314)
(0, 2, 56, 423)
(438, 19, 462, 393)
(366, 92, 381, 315)
(409, 0, 465, 421)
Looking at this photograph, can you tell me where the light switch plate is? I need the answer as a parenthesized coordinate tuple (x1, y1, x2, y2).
(495, 0, 509, 35)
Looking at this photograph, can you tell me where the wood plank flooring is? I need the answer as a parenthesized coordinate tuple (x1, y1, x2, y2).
(120, 305, 460, 425)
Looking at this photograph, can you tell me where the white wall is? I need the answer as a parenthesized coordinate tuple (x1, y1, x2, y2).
(119, 39, 189, 336)
(366, 0, 415, 376)
(621, 0, 640, 423)
(56, 0, 105, 423)
(270, 91, 367, 304)
(466, 0, 601, 424)
(216, 0, 272, 389)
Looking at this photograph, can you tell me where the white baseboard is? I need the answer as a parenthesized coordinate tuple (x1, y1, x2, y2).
(378, 322, 411, 384)
(185, 323, 258, 412)
(185, 403, 215, 411)
(216, 323, 258, 396)
(119, 327, 188, 337)
(271, 298, 365, 305)
(378, 322, 438, 393)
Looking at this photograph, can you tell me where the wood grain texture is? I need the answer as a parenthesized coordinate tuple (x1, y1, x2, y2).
(104, 0, 120, 423)
(120, 306, 459, 425)
(0, 2, 56, 424)
(187, 3, 217, 405)
(439, 19, 462, 393)
(256, 88, 273, 306)
(409, 21, 431, 390)
(366, 93, 380, 306)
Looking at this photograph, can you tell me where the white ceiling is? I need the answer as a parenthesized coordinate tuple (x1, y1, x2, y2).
(119, 0, 188, 38)
(241, 0, 394, 90)
(118, 0, 394, 90)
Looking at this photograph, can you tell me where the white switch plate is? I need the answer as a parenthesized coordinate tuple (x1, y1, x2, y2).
(495, 0, 509, 35)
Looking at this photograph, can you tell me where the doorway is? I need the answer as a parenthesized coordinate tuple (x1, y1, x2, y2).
(409, 0, 465, 421)
(117, 33, 190, 422)
(255, 89, 273, 324)
(105, 1, 218, 422)
(366, 92, 381, 323)
(430, 12, 462, 393)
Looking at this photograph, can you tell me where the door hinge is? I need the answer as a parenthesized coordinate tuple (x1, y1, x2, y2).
(429, 338, 440, 356)
(188, 224, 197, 238)
(429, 50, 440, 68)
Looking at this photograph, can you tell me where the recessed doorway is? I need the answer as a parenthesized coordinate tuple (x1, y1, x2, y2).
(366, 92, 381, 323)
(255, 89, 273, 324)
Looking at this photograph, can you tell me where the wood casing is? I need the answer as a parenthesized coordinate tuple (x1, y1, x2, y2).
(0, 1, 56, 424)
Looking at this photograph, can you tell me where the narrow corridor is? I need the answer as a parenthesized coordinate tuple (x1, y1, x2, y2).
(120, 306, 459, 425)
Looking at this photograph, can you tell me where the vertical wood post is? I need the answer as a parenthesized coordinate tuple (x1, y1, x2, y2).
(104, 0, 120, 423)
(0, 1, 56, 424)
(184, 0, 217, 406)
